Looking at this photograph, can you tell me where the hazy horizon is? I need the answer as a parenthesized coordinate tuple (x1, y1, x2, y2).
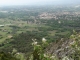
(0, 0, 80, 6)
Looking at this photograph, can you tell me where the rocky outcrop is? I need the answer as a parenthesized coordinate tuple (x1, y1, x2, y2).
(46, 38, 74, 59)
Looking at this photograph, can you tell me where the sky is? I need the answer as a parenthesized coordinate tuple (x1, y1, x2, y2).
(0, 0, 80, 6)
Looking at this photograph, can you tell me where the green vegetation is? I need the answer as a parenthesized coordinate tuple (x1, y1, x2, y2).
(0, 32, 80, 60)
(0, 52, 19, 60)
(0, 6, 80, 60)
